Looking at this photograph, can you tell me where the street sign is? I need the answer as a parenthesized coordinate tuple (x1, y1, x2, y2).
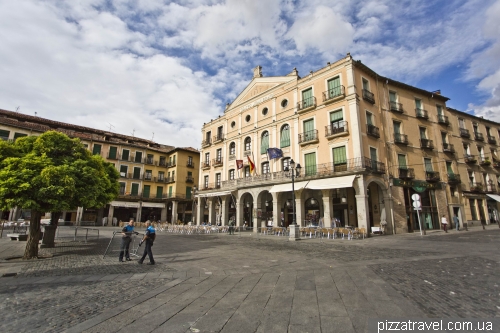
(412, 201, 421, 209)
(411, 194, 421, 201)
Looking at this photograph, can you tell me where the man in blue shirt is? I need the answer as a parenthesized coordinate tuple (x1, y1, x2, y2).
(138, 221, 156, 265)
(119, 219, 137, 262)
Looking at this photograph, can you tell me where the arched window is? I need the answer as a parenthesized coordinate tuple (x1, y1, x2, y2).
(229, 142, 235, 156)
(261, 131, 269, 154)
(244, 137, 251, 151)
(280, 124, 290, 148)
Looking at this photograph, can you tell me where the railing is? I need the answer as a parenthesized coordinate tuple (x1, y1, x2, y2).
(437, 114, 449, 125)
(394, 133, 408, 145)
(298, 129, 319, 144)
(398, 168, 414, 179)
(159, 160, 166, 167)
(479, 156, 491, 166)
(415, 108, 428, 119)
(362, 89, 375, 103)
(130, 172, 142, 180)
(486, 183, 496, 193)
(325, 121, 348, 137)
(201, 161, 211, 169)
(322, 86, 345, 103)
(447, 173, 461, 184)
(213, 134, 224, 143)
(420, 139, 434, 149)
(186, 176, 194, 183)
(459, 128, 470, 138)
(367, 124, 380, 138)
(165, 177, 175, 183)
(469, 182, 483, 192)
(213, 158, 223, 167)
(488, 136, 497, 145)
(390, 101, 404, 113)
(120, 154, 131, 161)
(464, 154, 477, 163)
(143, 174, 153, 181)
(202, 139, 211, 147)
(145, 158, 155, 165)
(201, 182, 222, 191)
(443, 143, 455, 153)
(474, 132, 484, 141)
(297, 96, 317, 111)
(425, 171, 440, 182)
(156, 177, 165, 183)
(365, 157, 386, 174)
(187, 161, 195, 168)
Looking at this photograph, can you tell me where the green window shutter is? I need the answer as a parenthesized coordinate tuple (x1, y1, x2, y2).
(0, 129, 10, 139)
(304, 152, 316, 176)
(398, 154, 407, 168)
(332, 146, 346, 165)
(261, 133, 269, 154)
(303, 119, 314, 133)
(393, 122, 401, 134)
(109, 146, 117, 159)
(327, 77, 340, 98)
(131, 183, 139, 195)
(302, 88, 312, 102)
(186, 187, 192, 199)
(135, 152, 142, 163)
(389, 92, 397, 102)
(143, 185, 150, 198)
(156, 186, 163, 198)
(92, 144, 101, 155)
(280, 126, 290, 148)
(446, 162, 453, 174)
(424, 159, 433, 172)
(13, 133, 27, 140)
(133, 167, 141, 179)
(168, 186, 173, 197)
(330, 110, 343, 123)
(122, 150, 129, 160)
(415, 99, 422, 109)
(370, 147, 377, 162)
(119, 165, 128, 176)
(362, 79, 369, 90)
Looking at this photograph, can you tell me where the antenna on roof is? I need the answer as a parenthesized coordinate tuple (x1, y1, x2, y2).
(131, 129, 135, 137)
(107, 123, 115, 131)
(15, 106, 20, 112)
(34, 112, 37, 117)
(151, 132, 155, 141)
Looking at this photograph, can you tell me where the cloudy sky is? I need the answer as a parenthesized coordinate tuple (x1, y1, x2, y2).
(1, 0, 499, 148)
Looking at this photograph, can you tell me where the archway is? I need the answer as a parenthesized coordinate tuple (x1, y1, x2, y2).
(240, 192, 254, 228)
(304, 197, 320, 226)
(366, 179, 389, 231)
(257, 190, 273, 227)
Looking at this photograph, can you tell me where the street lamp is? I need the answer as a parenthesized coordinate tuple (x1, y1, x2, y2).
(192, 185, 197, 225)
(285, 159, 301, 240)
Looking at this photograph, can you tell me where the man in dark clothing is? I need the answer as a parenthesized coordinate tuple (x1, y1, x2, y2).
(119, 219, 137, 262)
(138, 221, 156, 265)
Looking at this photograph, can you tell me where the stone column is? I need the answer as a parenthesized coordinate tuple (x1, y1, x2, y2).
(236, 199, 243, 227)
(321, 190, 331, 228)
(208, 198, 216, 225)
(161, 207, 167, 222)
(383, 194, 394, 234)
(136, 204, 142, 223)
(172, 201, 178, 224)
(253, 195, 260, 233)
(272, 192, 280, 227)
(107, 206, 114, 224)
(355, 177, 369, 232)
(294, 189, 304, 226)
(196, 197, 202, 225)
(221, 196, 229, 226)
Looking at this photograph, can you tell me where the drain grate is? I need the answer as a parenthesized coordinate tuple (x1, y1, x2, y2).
(2, 272, 18, 277)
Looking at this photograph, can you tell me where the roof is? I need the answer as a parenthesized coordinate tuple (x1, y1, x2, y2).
(446, 107, 500, 126)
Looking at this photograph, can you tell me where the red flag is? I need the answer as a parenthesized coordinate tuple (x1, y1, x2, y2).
(247, 156, 255, 174)
(236, 160, 243, 170)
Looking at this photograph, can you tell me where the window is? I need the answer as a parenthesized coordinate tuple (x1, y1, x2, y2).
(436, 105, 443, 115)
(478, 146, 484, 158)
(327, 76, 341, 98)
(229, 142, 236, 155)
(281, 99, 288, 108)
(244, 137, 251, 151)
(469, 199, 478, 220)
(393, 121, 401, 134)
(188, 156, 193, 166)
(160, 156, 166, 166)
(145, 169, 152, 180)
(463, 143, 470, 155)
(171, 170, 175, 180)
(93, 144, 102, 155)
(135, 151, 142, 163)
(133, 167, 141, 179)
(398, 154, 407, 168)
(231, 121, 236, 128)
(229, 169, 235, 180)
(83, 144, 89, 149)
(486, 126, 491, 136)
(458, 118, 465, 129)
(332, 146, 347, 171)
(206, 131, 211, 142)
(205, 152, 210, 164)
(415, 98, 422, 110)
(245, 115, 251, 122)
(261, 131, 269, 154)
(282, 157, 290, 171)
(262, 162, 270, 174)
(172, 155, 176, 165)
(131, 183, 139, 195)
(302, 88, 313, 108)
(119, 182, 126, 195)
(424, 158, 433, 172)
(158, 171, 164, 180)
(473, 123, 479, 134)
(186, 186, 192, 199)
(441, 132, 447, 143)
(244, 166, 250, 177)
(13, 133, 27, 140)
(122, 149, 130, 161)
(389, 91, 397, 103)
(204, 175, 209, 189)
(362, 78, 370, 91)
(419, 127, 427, 139)
(143, 185, 150, 198)
(303, 119, 314, 134)
(280, 124, 290, 148)
(217, 126, 223, 140)
(468, 171, 475, 183)
(366, 112, 373, 125)
(119, 165, 128, 177)
(330, 109, 343, 125)
(168, 186, 173, 197)
(0, 129, 10, 140)
(109, 146, 117, 159)
(156, 186, 163, 199)
(216, 148, 222, 161)
(370, 147, 377, 162)
(262, 107, 268, 116)
(215, 173, 221, 188)
(304, 152, 316, 176)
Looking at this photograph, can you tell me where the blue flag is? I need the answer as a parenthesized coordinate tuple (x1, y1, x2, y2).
(267, 148, 283, 160)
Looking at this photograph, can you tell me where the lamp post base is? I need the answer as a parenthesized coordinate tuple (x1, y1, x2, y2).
(289, 224, 301, 241)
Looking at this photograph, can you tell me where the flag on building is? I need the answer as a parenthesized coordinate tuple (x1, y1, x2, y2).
(267, 147, 283, 160)
(236, 160, 244, 170)
(247, 156, 255, 174)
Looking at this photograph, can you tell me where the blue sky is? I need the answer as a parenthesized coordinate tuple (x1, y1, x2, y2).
(0, 0, 499, 148)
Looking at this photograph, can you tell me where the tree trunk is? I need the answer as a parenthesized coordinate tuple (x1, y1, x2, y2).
(41, 211, 60, 248)
(23, 210, 42, 259)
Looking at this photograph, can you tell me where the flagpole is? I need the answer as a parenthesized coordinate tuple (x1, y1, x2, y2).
(251, 151, 257, 175)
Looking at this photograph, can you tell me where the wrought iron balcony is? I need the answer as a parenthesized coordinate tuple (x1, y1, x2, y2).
(201, 161, 211, 170)
(488, 136, 497, 145)
(443, 143, 455, 153)
(187, 161, 195, 168)
(415, 108, 429, 119)
(201, 139, 211, 148)
(362, 89, 375, 104)
(186, 176, 194, 183)
(420, 139, 434, 150)
(437, 114, 449, 125)
(486, 182, 496, 193)
(474, 132, 484, 141)
(128, 172, 142, 180)
(464, 154, 477, 164)
(159, 159, 167, 167)
(394, 133, 409, 145)
(367, 124, 380, 138)
(425, 171, 440, 182)
(165, 176, 175, 184)
(447, 173, 461, 184)
(213, 134, 224, 143)
(479, 156, 491, 166)
(398, 168, 415, 180)
(459, 128, 470, 138)
(143, 174, 153, 181)
(298, 129, 319, 144)
(325, 121, 348, 138)
(297, 96, 317, 112)
(365, 157, 386, 174)
(390, 101, 404, 113)
(213, 158, 223, 167)
(156, 177, 165, 183)
(145, 157, 155, 165)
(322, 86, 345, 103)
(469, 182, 483, 192)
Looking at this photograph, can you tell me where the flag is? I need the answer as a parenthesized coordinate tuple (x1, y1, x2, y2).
(247, 156, 255, 174)
(236, 160, 244, 170)
(267, 148, 283, 160)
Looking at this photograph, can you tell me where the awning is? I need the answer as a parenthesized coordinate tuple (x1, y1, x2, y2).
(141, 202, 165, 208)
(196, 191, 231, 198)
(486, 194, 500, 202)
(269, 181, 309, 193)
(111, 201, 140, 208)
(306, 175, 356, 190)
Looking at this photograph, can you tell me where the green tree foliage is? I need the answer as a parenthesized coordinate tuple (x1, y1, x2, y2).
(0, 131, 119, 258)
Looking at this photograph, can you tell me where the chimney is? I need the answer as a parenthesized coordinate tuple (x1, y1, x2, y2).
(253, 66, 262, 78)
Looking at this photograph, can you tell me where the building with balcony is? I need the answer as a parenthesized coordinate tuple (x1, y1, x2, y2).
(0, 108, 199, 224)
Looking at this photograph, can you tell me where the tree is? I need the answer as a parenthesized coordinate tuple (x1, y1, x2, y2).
(0, 131, 119, 259)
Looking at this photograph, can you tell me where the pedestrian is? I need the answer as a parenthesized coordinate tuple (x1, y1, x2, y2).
(228, 220, 235, 235)
(138, 221, 156, 265)
(119, 219, 137, 262)
(441, 215, 448, 233)
(453, 214, 460, 231)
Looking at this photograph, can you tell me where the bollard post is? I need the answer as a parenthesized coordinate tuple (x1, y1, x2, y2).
(74, 227, 78, 241)
(85, 229, 89, 243)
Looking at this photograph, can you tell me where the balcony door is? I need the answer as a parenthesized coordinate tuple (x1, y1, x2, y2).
(143, 185, 150, 198)
(133, 167, 141, 179)
(304, 152, 316, 176)
(302, 88, 313, 107)
(303, 119, 314, 140)
(327, 77, 340, 98)
(398, 154, 407, 169)
(109, 146, 117, 159)
(424, 158, 433, 172)
(370, 147, 377, 169)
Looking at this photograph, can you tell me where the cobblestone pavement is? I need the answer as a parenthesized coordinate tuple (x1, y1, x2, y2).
(0, 228, 498, 332)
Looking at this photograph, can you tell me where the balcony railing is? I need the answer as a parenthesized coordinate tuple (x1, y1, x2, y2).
(202, 139, 211, 148)
(398, 168, 415, 179)
(415, 108, 428, 119)
(187, 161, 195, 168)
(474, 132, 484, 141)
(118, 193, 170, 200)
(464, 154, 477, 164)
(128, 173, 143, 180)
(447, 173, 461, 184)
(488, 136, 497, 145)
(479, 156, 491, 166)
(298, 129, 319, 144)
(297, 96, 317, 112)
(213, 158, 223, 167)
(362, 89, 375, 104)
(201, 182, 222, 191)
(365, 157, 386, 174)
(486, 183, 496, 193)
(156, 177, 165, 183)
(159, 160, 167, 167)
(470, 182, 483, 192)
(325, 121, 348, 137)
(213, 134, 224, 143)
(443, 143, 455, 153)
(145, 157, 155, 165)
(201, 161, 211, 170)
(367, 124, 380, 138)
(165, 177, 175, 183)
(425, 171, 440, 182)
(166, 161, 176, 168)
(390, 101, 404, 113)
(143, 174, 153, 181)
(322, 86, 345, 103)
(394, 133, 408, 145)
(420, 139, 434, 150)
(437, 114, 450, 125)
(459, 128, 470, 138)
(186, 176, 194, 183)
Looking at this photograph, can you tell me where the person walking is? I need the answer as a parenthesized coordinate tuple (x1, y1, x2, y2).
(453, 214, 460, 231)
(119, 219, 137, 262)
(441, 215, 448, 233)
(138, 221, 156, 265)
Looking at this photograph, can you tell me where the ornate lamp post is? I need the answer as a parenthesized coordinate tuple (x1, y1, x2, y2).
(285, 159, 301, 240)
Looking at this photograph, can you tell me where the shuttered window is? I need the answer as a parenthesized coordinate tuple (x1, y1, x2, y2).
(393, 121, 401, 134)
(302, 88, 313, 107)
(108, 146, 117, 159)
(330, 110, 343, 123)
(415, 99, 422, 109)
(332, 146, 346, 165)
(261, 131, 269, 154)
(327, 77, 341, 98)
(446, 162, 453, 174)
(0, 130, 10, 140)
(398, 154, 407, 168)
(135, 151, 142, 163)
(366, 112, 373, 125)
(280, 125, 290, 148)
(122, 149, 130, 161)
(133, 167, 141, 179)
(305, 152, 316, 176)
(419, 127, 426, 139)
(168, 186, 173, 197)
(92, 144, 101, 155)
(424, 158, 433, 172)
(143, 185, 150, 198)
(186, 187, 192, 199)
(120, 165, 128, 177)
(131, 183, 139, 195)
(303, 119, 314, 132)
(156, 186, 163, 198)
(389, 91, 397, 102)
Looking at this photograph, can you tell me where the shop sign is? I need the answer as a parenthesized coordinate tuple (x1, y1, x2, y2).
(392, 179, 443, 191)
